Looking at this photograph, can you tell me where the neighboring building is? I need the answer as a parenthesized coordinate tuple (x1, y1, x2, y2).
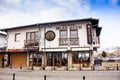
(0, 18, 102, 70)
(0, 32, 7, 67)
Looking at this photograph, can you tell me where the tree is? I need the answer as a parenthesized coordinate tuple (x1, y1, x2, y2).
(101, 51, 107, 58)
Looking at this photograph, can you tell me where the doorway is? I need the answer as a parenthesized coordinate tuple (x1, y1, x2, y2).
(29, 52, 42, 66)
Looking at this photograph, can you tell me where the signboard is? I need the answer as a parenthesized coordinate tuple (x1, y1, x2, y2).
(86, 24, 92, 44)
(8, 49, 24, 52)
(26, 46, 39, 50)
(56, 26, 82, 30)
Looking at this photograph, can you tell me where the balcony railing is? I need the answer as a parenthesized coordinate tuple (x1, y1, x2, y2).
(24, 39, 39, 47)
(59, 38, 79, 45)
(59, 38, 68, 45)
(70, 38, 79, 45)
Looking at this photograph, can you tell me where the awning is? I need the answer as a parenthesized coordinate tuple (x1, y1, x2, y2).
(96, 27, 102, 36)
(8, 49, 24, 52)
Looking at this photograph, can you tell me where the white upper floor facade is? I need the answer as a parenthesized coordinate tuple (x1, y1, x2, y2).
(0, 18, 102, 52)
(0, 33, 7, 49)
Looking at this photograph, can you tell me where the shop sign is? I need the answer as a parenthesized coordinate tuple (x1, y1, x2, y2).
(27, 46, 39, 50)
(56, 26, 82, 30)
(86, 24, 92, 44)
(8, 49, 24, 52)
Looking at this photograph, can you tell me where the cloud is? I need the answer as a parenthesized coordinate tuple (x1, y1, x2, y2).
(50, 0, 92, 17)
(0, 0, 94, 28)
(6, 0, 21, 5)
(109, 0, 119, 5)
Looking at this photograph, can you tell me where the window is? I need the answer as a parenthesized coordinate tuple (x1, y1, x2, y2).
(70, 30, 79, 45)
(62, 53, 68, 66)
(26, 31, 39, 46)
(70, 30, 78, 38)
(59, 30, 68, 45)
(26, 32, 38, 41)
(27, 33, 30, 40)
(29, 52, 42, 66)
(72, 52, 90, 63)
(15, 33, 20, 42)
(60, 30, 67, 38)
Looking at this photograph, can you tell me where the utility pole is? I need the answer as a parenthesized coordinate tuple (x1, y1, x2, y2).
(43, 26, 46, 70)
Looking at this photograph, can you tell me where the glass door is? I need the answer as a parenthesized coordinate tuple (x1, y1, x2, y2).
(47, 53, 53, 66)
(62, 52, 68, 66)
(29, 52, 42, 66)
(54, 53, 61, 66)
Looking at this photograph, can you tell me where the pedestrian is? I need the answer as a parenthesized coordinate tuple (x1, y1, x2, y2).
(117, 64, 119, 70)
(2, 57, 5, 68)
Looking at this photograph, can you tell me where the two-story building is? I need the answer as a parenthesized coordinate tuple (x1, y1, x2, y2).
(0, 18, 102, 70)
(0, 32, 7, 67)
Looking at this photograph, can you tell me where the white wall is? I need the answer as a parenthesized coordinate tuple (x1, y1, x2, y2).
(7, 27, 39, 49)
(39, 21, 92, 51)
(0, 34, 6, 48)
(6, 21, 98, 51)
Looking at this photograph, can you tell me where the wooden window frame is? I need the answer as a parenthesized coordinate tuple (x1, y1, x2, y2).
(26, 31, 38, 41)
(72, 52, 90, 64)
(59, 30, 67, 38)
(59, 30, 68, 46)
(70, 30, 78, 39)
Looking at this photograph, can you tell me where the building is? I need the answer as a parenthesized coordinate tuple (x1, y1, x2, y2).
(0, 32, 7, 68)
(0, 18, 102, 70)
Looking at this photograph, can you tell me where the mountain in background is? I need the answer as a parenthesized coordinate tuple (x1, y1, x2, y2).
(96, 47, 120, 58)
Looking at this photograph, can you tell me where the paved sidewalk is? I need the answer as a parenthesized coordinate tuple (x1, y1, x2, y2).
(0, 68, 120, 80)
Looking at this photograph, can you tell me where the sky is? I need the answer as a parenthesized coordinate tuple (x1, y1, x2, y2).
(0, 0, 120, 50)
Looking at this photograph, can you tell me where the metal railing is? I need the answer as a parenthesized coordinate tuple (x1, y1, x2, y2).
(24, 39, 39, 47)
(59, 38, 79, 45)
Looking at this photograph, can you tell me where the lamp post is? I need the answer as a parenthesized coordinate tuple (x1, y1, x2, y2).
(43, 26, 46, 70)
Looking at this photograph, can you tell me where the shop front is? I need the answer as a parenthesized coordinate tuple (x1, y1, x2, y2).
(29, 51, 42, 67)
(11, 52, 27, 67)
(46, 52, 68, 67)
(8, 49, 27, 67)
(72, 51, 90, 67)
(43, 50, 92, 70)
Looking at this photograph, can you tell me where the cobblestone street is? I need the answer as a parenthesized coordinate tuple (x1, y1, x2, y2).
(0, 68, 120, 80)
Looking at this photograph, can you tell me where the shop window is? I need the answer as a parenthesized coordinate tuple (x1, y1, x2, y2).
(62, 52, 67, 66)
(29, 53, 33, 66)
(72, 52, 90, 64)
(47, 53, 53, 66)
(29, 52, 42, 66)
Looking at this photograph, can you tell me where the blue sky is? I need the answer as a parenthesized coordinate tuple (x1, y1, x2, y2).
(0, 0, 120, 50)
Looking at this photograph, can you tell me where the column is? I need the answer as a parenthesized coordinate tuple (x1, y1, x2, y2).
(90, 50, 94, 67)
(60, 53, 62, 67)
(26, 52, 29, 67)
(42, 52, 46, 69)
(68, 51, 72, 68)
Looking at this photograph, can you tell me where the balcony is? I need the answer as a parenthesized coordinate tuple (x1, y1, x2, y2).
(24, 39, 39, 51)
(59, 38, 79, 46)
(59, 38, 68, 45)
(70, 38, 79, 45)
